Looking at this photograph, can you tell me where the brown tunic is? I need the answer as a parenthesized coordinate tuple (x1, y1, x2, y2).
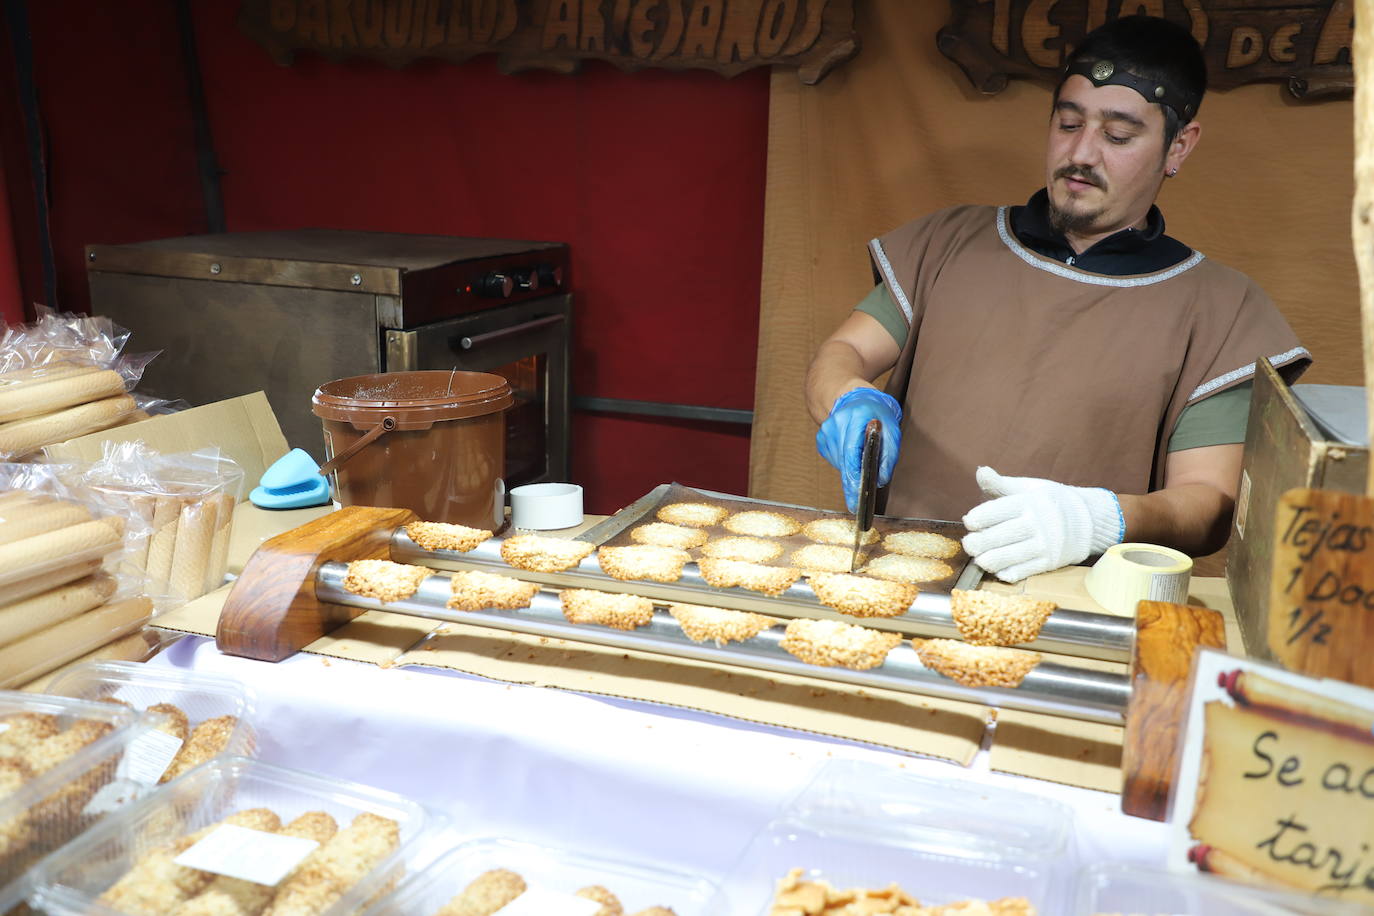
(871, 205, 1310, 522)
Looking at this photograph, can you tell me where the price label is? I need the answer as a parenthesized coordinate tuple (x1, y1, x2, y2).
(1268, 488, 1374, 687)
(497, 888, 603, 916)
(174, 824, 319, 886)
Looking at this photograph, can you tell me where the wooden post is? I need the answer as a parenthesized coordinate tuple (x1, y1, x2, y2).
(1357, 0, 1374, 490)
(1121, 601, 1226, 821)
(216, 506, 417, 662)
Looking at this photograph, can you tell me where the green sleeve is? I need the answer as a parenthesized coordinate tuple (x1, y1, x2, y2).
(854, 283, 908, 347)
(1167, 381, 1253, 452)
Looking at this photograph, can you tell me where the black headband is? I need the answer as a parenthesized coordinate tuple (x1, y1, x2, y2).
(1064, 58, 1198, 121)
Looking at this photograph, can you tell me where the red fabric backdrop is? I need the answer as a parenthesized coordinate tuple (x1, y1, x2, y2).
(0, 0, 766, 514)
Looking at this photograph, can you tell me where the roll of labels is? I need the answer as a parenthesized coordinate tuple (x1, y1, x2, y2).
(1084, 543, 1193, 617)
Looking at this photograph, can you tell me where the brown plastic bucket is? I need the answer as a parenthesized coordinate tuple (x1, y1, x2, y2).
(312, 371, 513, 530)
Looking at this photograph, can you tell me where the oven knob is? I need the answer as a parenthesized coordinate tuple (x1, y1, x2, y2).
(479, 272, 514, 298)
(513, 269, 539, 292)
(536, 263, 564, 288)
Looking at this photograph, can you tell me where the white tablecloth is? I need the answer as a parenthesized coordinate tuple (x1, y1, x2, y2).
(148, 635, 1168, 889)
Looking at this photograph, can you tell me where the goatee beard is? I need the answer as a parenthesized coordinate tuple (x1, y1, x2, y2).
(1049, 165, 1105, 236)
(1048, 201, 1103, 236)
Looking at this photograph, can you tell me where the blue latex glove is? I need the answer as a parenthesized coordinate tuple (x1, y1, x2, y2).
(815, 387, 903, 511)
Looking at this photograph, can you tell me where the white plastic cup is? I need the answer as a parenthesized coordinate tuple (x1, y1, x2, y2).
(510, 483, 584, 530)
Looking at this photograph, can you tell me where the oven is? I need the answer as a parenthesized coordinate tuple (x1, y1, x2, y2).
(384, 291, 569, 487)
(86, 230, 571, 487)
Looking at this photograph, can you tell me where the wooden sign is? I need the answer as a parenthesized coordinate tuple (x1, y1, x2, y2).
(939, 1, 1353, 100)
(1170, 651, 1374, 906)
(1268, 488, 1374, 688)
(239, 0, 859, 85)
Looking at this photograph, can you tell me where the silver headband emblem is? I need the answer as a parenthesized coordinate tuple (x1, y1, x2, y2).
(1091, 60, 1114, 81)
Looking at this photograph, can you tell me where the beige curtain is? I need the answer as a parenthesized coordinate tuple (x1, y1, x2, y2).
(751, 1, 1361, 518)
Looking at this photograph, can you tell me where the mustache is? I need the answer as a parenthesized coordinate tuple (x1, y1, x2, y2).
(1055, 165, 1105, 190)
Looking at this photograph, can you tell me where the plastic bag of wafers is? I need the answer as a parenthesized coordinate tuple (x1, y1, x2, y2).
(0, 463, 155, 691)
(72, 442, 243, 610)
(0, 305, 132, 371)
(0, 463, 128, 591)
(0, 306, 160, 458)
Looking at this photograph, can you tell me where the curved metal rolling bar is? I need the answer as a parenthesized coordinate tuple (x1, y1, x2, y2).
(316, 562, 1130, 726)
(388, 532, 1136, 663)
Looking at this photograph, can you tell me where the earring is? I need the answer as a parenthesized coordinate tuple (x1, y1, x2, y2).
(1167, 168, 1179, 177)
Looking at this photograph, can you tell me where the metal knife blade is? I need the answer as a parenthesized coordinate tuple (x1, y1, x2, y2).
(850, 418, 882, 573)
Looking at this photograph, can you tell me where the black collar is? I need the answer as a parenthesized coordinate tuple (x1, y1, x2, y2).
(1009, 188, 1192, 275)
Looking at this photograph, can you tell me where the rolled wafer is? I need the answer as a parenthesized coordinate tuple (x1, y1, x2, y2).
(0, 559, 102, 606)
(0, 573, 116, 647)
(0, 361, 100, 388)
(118, 494, 157, 579)
(203, 494, 236, 595)
(169, 497, 216, 600)
(112, 409, 152, 428)
(0, 501, 92, 547)
(0, 489, 44, 508)
(0, 368, 125, 423)
(0, 494, 57, 520)
(19, 630, 158, 693)
(0, 595, 151, 689)
(146, 495, 182, 595)
(0, 494, 50, 516)
(0, 394, 136, 457)
(0, 517, 125, 587)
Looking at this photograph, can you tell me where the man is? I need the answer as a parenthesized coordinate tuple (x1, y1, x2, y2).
(805, 15, 1309, 583)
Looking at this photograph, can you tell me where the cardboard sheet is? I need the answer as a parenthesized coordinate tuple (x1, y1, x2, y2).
(42, 391, 289, 487)
(398, 623, 988, 764)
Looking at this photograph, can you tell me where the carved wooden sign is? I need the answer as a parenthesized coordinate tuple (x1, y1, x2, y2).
(939, 1, 1353, 100)
(240, 0, 859, 84)
(1267, 488, 1374, 689)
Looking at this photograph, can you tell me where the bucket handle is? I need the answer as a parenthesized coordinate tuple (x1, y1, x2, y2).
(318, 416, 397, 477)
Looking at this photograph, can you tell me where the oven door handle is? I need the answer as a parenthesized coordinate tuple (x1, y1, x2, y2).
(459, 314, 565, 350)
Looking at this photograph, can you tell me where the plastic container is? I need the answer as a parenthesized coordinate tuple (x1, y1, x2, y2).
(0, 691, 153, 912)
(29, 756, 439, 916)
(43, 660, 256, 787)
(363, 837, 722, 916)
(713, 759, 1075, 914)
(312, 370, 513, 530)
(1074, 863, 1370, 915)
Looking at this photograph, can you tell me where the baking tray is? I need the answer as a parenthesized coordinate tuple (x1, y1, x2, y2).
(585, 483, 980, 593)
(394, 484, 989, 643)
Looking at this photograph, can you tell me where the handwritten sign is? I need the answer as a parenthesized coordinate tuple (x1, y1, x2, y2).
(239, 0, 860, 85)
(1170, 650, 1374, 906)
(938, 1, 1353, 100)
(1268, 489, 1374, 688)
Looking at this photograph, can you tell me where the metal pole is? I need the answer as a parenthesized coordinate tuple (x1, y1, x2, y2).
(389, 531, 1138, 663)
(316, 562, 1130, 726)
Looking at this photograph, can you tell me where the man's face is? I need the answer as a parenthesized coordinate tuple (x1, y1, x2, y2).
(1045, 75, 1170, 240)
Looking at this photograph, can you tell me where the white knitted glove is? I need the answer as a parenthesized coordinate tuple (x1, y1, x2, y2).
(961, 466, 1124, 583)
